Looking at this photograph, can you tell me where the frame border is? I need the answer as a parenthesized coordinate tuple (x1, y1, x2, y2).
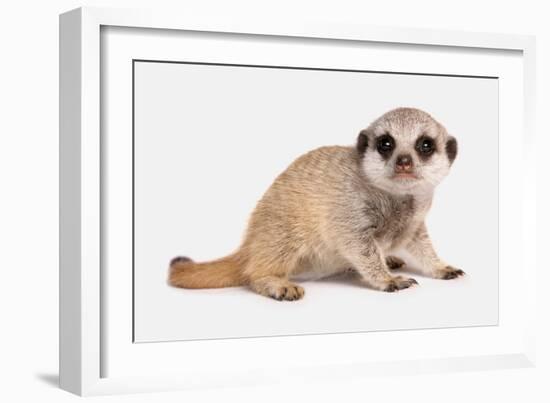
(59, 6, 537, 396)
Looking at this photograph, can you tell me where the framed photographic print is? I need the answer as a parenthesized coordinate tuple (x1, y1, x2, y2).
(59, 6, 537, 396)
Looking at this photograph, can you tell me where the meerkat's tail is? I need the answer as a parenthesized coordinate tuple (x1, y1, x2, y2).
(168, 253, 245, 289)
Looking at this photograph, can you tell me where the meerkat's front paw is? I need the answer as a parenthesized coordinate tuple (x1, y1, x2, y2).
(386, 256, 406, 270)
(382, 275, 418, 292)
(434, 266, 465, 280)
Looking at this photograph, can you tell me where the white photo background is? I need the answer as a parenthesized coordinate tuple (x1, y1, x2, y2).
(133, 61, 498, 342)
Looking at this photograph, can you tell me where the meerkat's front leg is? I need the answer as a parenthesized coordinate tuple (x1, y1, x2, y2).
(405, 223, 465, 279)
(340, 236, 418, 292)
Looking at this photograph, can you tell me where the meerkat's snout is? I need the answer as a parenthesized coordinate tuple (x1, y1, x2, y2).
(393, 154, 416, 178)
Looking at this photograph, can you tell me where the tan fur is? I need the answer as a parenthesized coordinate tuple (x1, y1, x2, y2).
(168, 107, 463, 300)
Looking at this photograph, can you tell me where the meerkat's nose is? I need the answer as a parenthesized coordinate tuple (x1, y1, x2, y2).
(395, 154, 413, 172)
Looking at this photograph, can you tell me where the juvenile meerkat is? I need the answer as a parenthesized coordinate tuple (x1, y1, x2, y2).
(169, 107, 464, 301)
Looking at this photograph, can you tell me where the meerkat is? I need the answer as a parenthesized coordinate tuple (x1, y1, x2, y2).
(169, 107, 464, 301)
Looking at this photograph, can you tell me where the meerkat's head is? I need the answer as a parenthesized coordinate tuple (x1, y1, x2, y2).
(356, 107, 457, 195)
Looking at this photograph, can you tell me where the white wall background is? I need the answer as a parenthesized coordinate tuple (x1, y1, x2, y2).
(133, 61, 498, 342)
(0, 0, 547, 402)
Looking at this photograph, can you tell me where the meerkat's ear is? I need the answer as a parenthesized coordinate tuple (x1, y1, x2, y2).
(357, 129, 370, 155)
(445, 136, 458, 164)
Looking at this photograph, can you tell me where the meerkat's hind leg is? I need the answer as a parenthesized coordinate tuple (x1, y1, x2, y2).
(249, 276, 305, 301)
(385, 255, 406, 270)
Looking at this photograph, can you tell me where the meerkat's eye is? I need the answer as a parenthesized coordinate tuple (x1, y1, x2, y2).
(376, 134, 395, 156)
(415, 136, 435, 156)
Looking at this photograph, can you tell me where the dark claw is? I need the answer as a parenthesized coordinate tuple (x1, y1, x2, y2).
(443, 266, 465, 279)
(384, 283, 398, 292)
(409, 278, 418, 285)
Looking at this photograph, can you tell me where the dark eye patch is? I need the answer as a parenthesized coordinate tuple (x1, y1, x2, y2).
(415, 135, 436, 160)
(375, 134, 395, 159)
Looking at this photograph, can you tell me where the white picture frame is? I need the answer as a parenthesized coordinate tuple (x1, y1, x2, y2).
(59, 6, 537, 396)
